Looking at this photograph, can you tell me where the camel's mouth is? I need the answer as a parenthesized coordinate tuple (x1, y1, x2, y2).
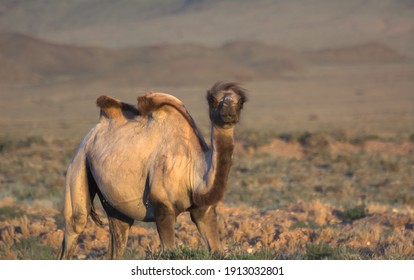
(220, 113, 239, 125)
(210, 110, 239, 128)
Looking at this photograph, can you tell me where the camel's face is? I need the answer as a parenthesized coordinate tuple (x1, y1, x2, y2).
(207, 89, 246, 128)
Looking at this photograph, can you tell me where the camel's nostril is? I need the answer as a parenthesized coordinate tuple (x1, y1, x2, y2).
(223, 95, 233, 102)
(221, 95, 233, 108)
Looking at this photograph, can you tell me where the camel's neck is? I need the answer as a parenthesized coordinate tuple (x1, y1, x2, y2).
(193, 125, 234, 206)
(209, 125, 235, 188)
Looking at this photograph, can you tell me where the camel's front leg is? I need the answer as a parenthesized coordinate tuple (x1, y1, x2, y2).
(190, 205, 222, 252)
(106, 216, 133, 259)
(155, 203, 176, 251)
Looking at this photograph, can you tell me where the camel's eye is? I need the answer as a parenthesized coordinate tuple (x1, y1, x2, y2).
(238, 95, 247, 109)
(207, 95, 218, 108)
(237, 98, 246, 109)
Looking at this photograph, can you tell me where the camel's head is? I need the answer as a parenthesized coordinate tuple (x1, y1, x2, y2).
(207, 81, 247, 129)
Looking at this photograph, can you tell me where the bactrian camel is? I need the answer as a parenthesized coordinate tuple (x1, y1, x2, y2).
(58, 81, 247, 259)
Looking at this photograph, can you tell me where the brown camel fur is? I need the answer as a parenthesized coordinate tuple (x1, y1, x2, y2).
(58, 81, 247, 259)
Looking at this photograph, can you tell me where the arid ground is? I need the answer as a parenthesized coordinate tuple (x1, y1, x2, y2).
(0, 0, 413, 260)
(0, 130, 413, 259)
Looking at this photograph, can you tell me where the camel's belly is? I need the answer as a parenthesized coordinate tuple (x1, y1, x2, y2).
(104, 194, 149, 221)
(89, 155, 150, 220)
(95, 174, 150, 221)
(97, 178, 154, 220)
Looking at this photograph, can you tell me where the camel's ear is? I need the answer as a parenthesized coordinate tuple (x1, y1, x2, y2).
(97, 95, 139, 119)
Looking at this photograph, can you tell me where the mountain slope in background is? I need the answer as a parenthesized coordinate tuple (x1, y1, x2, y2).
(0, 32, 406, 85)
(0, 0, 413, 56)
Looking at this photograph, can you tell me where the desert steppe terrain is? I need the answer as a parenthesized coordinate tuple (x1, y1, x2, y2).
(0, 0, 413, 259)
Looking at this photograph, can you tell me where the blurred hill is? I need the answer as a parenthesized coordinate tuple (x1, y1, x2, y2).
(0, 0, 413, 136)
(0, 0, 412, 86)
(0, 32, 406, 85)
(0, 0, 413, 56)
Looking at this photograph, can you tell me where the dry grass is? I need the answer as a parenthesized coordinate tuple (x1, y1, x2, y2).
(0, 132, 413, 259)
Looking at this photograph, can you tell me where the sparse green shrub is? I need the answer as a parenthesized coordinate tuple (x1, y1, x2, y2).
(0, 206, 25, 221)
(289, 221, 308, 230)
(278, 132, 305, 143)
(144, 245, 279, 260)
(392, 189, 414, 205)
(330, 130, 349, 142)
(342, 205, 367, 222)
(145, 246, 214, 260)
(350, 134, 381, 145)
(289, 220, 322, 230)
(331, 247, 366, 260)
(0, 137, 14, 153)
(306, 242, 334, 260)
(298, 132, 332, 158)
(299, 132, 330, 149)
(226, 248, 279, 260)
(237, 130, 277, 149)
(0, 136, 47, 153)
(17, 136, 47, 148)
(12, 236, 57, 260)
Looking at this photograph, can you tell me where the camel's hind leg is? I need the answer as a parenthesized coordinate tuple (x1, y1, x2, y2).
(58, 155, 95, 260)
(190, 205, 222, 252)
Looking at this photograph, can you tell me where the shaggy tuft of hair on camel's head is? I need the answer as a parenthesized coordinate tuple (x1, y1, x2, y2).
(207, 81, 248, 105)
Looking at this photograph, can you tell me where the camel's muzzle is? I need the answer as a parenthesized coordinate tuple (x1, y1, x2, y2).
(220, 107, 238, 123)
(218, 96, 239, 125)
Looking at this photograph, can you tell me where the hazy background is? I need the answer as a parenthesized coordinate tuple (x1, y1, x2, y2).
(1, 0, 414, 260)
(0, 0, 413, 138)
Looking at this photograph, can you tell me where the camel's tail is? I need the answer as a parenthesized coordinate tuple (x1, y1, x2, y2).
(86, 162, 104, 227)
(90, 204, 103, 227)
